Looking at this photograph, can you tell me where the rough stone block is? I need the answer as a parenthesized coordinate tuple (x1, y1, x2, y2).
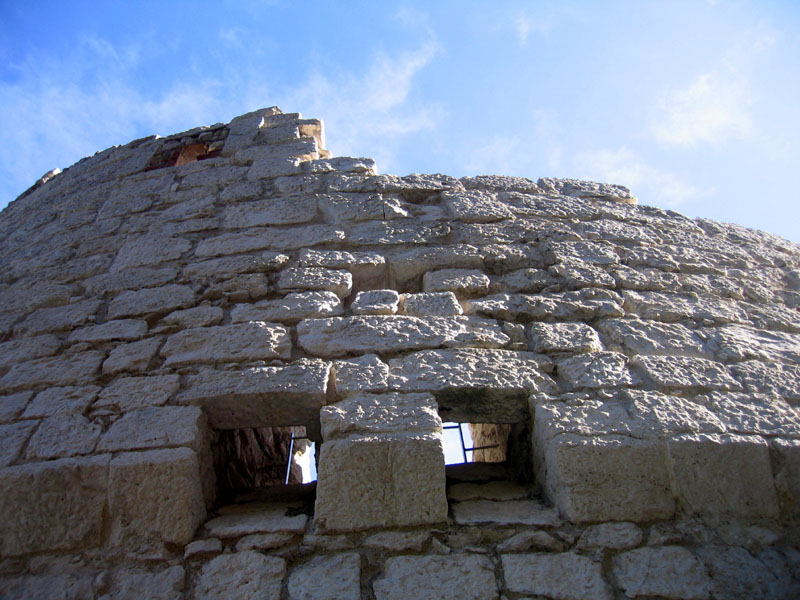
(111, 235, 191, 271)
(732, 360, 800, 401)
(613, 546, 713, 599)
(635, 355, 741, 391)
(195, 225, 345, 256)
(0, 334, 61, 369)
(0, 454, 109, 556)
(158, 305, 224, 328)
(374, 555, 498, 600)
(96, 566, 185, 600)
(319, 192, 407, 222)
(107, 284, 195, 319)
(22, 385, 99, 418)
(204, 505, 308, 537)
(452, 499, 560, 526)
(468, 289, 624, 321)
(402, 291, 463, 316)
(529, 322, 603, 354)
(102, 336, 162, 374)
(772, 438, 800, 518)
(160, 321, 291, 366)
(667, 433, 779, 519)
(0, 573, 94, 600)
(82, 265, 179, 295)
(68, 319, 148, 343)
(14, 299, 102, 336)
(351, 289, 400, 315)
(195, 551, 286, 600)
(333, 354, 389, 395)
(230, 291, 343, 324)
(502, 553, 612, 600)
(288, 553, 361, 600)
(278, 267, 353, 299)
(388, 244, 484, 284)
(698, 392, 800, 438)
(109, 448, 206, 547)
(423, 268, 490, 298)
(25, 414, 101, 459)
(623, 290, 747, 324)
(0, 351, 104, 392)
(97, 405, 209, 453)
(599, 317, 711, 357)
(0, 391, 32, 423)
(576, 522, 643, 551)
(545, 239, 620, 265)
(556, 351, 633, 390)
(706, 324, 800, 364)
(320, 392, 441, 440)
(442, 189, 514, 222)
(94, 374, 179, 413)
(183, 252, 289, 280)
(221, 196, 317, 227)
(347, 220, 449, 246)
(298, 248, 386, 277)
(0, 420, 37, 466)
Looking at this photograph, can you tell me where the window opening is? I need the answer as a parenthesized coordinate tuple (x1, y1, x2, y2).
(442, 422, 509, 465)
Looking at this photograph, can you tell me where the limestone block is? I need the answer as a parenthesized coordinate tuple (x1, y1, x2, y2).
(0, 334, 61, 369)
(94, 374, 180, 412)
(493, 267, 558, 293)
(0, 391, 32, 422)
(319, 192, 408, 222)
(635, 355, 741, 391)
(668, 433, 779, 518)
(374, 555, 498, 600)
(102, 337, 162, 374)
(622, 290, 747, 324)
(387, 244, 485, 285)
(698, 392, 800, 437)
(235, 532, 294, 551)
(696, 544, 800, 600)
(97, 566, 185, 600)
(452, 499, 560, 526)
(402, 291, 463, 316)
(184, 537, 223, 559)
(298, 315, 509, 358)
(82, 265, 179, 295)
(0, 420, 37, 466)
(68, 319, 148, 343)
(497, 530, 567, 553)
(468, 289, 624, 321)
(0, 351, 104, 392)
(195, 224, 345, 256)
(613, 546, 713, 599)
(529, 322, 603, 354)
(160, 321, 291, 366)
(771, 438, 800, 517)
(195, 551, 286, 600)
(288, 553, 361, 600)
(221, 196, 318, 227)
(278, 267, 353, 299)
(610, 264, 681, 290)
(549, 259, 616, 289)
(298, 248, 386, 279)
(707, 324, 800, 364)
(351, 289, 400, 315)
(204, 505, 308, 537)
(363, 531, 431, 552)
(107, 284, 195, 319)
(333, 354, 389, 395)
(502, 553, 612, 600)
(0, 454, 109, 555)
(556, 352, 632, 390)
(423, 268, 490, 298)
(231, 291, 343, 324)
(23, 385, 99, 418)
(598, 317, 711, 357)
(97, 405, 209, 453)
(159, 305, 224, 328)
(108, 448, 205, 547)
(14, 298, 102, 336)
(0, 573, 94, 600)
(0, 281, 72, 314)
(25, 414, 101, 459)
(539, 176, 636, 202)
(201, 272, 272, 302)
(346, 219, 449, 246)
(321, 392, 441, 439)
(537, 433, 675, 522)
(183, 251, 289, 280)
(442, 189, 514, 222)
(447, 481, 529, 502)
(388, 348, 555, 421)
(576, 522, 643, 551)
(545, 240, 619, 265)
(111, 235, 191, 271)
(177, 360, 330, 428)
(732, 360, 800, 401)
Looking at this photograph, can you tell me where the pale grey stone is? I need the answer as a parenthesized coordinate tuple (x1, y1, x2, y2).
(333, 354, 389, 395)
(97, 405, 208, 453)
(732, 360, 800, 400)
(177, 360, 330, 429)
(388, 244, 484, 284)
(545, 240, 619, 265)
(221, 196, 318, 227)
(529, 322, 603, 354)
(25, 414, 101, 459)
(102, 337, 162, 374)
(374, 555, 498, 600)
(468, 289, 624, 321)
(613, 546, 713, 599)
(158, 305, 223, 328)
(235, 532, 295, 551)
(556, 352, 632, 390)
(184, 538, 222, 559)
(111, 235, 191, 271)
(667, 433, 779, 518)
(497, 530, 567, 553)
(452, 500, 560, 526)
(68, 319, 147, 343)
(493, 267, 558, 293)
(402, 291, 463, 316)
(448, 481, 529, 502)
(321, 392, 441, 440)
(298, 315, 509, 357)
(0, 454, 109, 556)
(108, 448, 205, 547)
(423, 268, 490, 297)
(288, 553, 360, 600)
(82, 265, 179, 295)
(195, 224, 345, 256)
(698, 392, 800, 437)
(635, 355, 742, 391)
(0, 351, 104, 392)
(0, 281, 72, 314)
(599, 317, 711, 357)
(195, 551, 285, 600)
(346, 219, 449, 245)
(183, 251, 290, 280)
(363, 531, 430, 552)
(298, 248, 386, 276)
(0, 334, 61, 369)
(772, 438, 800, 517)
(0, 420, 37, 466)
(14, 298, 102, 335)
(706, 324, 800, 364)
(161, 321, 290, 366)
(231, 291, 343, 324)
(502, 552, 612, 600)
(97, 566, 185, 600)
(23, 385, 99, 418)
(319, 192, 407, 222)
(610, 264, 681, 291)
(351, 289, 400, 315)
(550, 259, 616, 289)
(538, 176, 635, 202)
(0, 391, 32, 422)
(278, 267, 353, 298)
(576, 522, 643, 551)
(204, 505, 308, 537)
(94, 374, 180, 412)
(0, 573, 94, 600)
(696, 544, 800, 600)
(622, 290, 747, 324)
(107, 284, 195, 319)
(442, 189, 514, 222)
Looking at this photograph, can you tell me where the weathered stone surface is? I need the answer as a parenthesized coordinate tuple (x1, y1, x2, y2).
(497, 530, 568, 553)
(319, 192, 407, 222)
(235, 532, 294, 551)
(14, 298, 101, 336)
(299, 248, 386, 275)
(667, 433, 779, 518)
(195, 551, 286, 600)
(0, 573, 94, 600)
(288, 553, 361, 600)
(183, 251, 290, 280)
(68, 319, 149, 344)
(732, 360, 800, 401)
(363, 531, 431, 552)
(442, 189, 514, 222)
(195, 224, 344, 256)
(403, 291, 463, 316)
(278, 267, 353, 299)
(94, 374, 179, 413)
(613, 546, 713, 599)
(221, 196, 317, 227)
(97, 405, 208, 453)
(635, 355, 741, 390)
(184, 537, 222, 559)
(0, 420, 36, 466)
(321, 392, 440, 439)
(696, 544, 800, 600)
(82, 265, 179, 295)
(107, 284, 195, 318)
(623, 290, 747, 324)
(298, 315, 509, 357)
(556, 351, 633, 390)
(161, 321, 291, 366)
(576, 522, 643, 551)
(25, 414, 101, 459)
(502, 552, 612, 600)
(423, 268, 490, 297)
(468, 289, 624, 321)
(698, 392, 800, 437)
(0, 281, 73, 315)
(0, 334, 60, 369)
(0, 454, 109, 555)
(111, 235, 191, 271)
(448, 481, 529, 502)
(109, 448, 205, 547)
(347, 219, 449, 245)
(333, 354, 389, 394)
(529, 322, 603, 354)
(204, 505, 308, 537)
(97, 566, 185, 600)
(772, 438, 800, 517)
(545, 240, 620, 265)
(231, 291, 343, 324)
(351, 289, 400, 315)
(374, 555, 498, 600)
(453, 499, 560, 526)
(539, 176, 636, 202)
(102, 336, 162, 374)
(0, 351, 104, 392)
(0, 391, 31, 422)
(159, 305, 223, 328)
(706, 324, 800, 364)
(599, 317, 711, 357)
(23, 385, 99, 418)
(389, 244, 484, 284)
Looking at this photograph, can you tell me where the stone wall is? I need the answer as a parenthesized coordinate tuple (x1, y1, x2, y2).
(1, 107, 799, 598)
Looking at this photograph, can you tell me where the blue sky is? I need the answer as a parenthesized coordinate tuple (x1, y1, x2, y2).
(2, 1, 799, 242)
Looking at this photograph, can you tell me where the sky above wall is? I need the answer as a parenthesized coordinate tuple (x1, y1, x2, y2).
(1, 0, 799, 242)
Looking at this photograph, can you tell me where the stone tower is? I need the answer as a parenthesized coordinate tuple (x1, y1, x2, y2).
(1, 107, 799, 599)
